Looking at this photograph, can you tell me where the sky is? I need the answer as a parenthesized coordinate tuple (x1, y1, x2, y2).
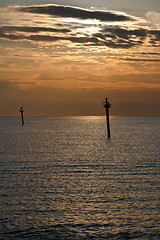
(0, 0, 160, 116)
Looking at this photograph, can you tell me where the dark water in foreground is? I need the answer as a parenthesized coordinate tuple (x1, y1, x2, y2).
(0, 116, 159, 239)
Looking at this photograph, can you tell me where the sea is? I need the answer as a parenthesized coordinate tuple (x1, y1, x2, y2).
(0, 116, 159, 240)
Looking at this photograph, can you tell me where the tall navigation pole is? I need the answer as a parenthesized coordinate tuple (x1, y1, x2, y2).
(20, 107, 24, 125)
(103, 98, 111, 138)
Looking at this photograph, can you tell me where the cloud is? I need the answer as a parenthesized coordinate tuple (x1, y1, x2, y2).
(0, 5, 159, 50)
(149, 30, 160, 41)
(0, 26, 71, 33)
(0, 31, 99, 45)
(120, 58, 160, 62)
(17, 4, 135, 22)
(97, 27, 160, 48)
(105, 28, 147, 39)
(146, 11, 160, 28)
(1, 24, 160, 49)
(141, 52, 160, 56)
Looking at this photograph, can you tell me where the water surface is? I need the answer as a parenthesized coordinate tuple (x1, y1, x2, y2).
(0, 116, 159, 239)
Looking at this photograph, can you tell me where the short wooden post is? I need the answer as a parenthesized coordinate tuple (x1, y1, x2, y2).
(103, 98, 111, 138)
(20, 107, 24, 125)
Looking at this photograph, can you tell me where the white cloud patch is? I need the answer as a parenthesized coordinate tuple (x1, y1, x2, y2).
(146, 11, 160, 29)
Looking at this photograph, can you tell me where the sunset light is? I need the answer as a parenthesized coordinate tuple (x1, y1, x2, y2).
(0, 1, 159, 116)
(0, 2, 160, 239)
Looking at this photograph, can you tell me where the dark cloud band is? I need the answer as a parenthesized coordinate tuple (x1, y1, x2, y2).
(0, 26, 70, 33)
(0, 25, 159, 49)
(18, 4, 134, 22)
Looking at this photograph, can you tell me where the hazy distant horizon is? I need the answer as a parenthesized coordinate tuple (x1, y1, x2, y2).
(1, 114, 160, 118)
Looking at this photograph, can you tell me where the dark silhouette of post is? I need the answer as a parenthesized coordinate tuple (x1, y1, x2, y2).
(103, 98, 111, 138)
(20, 107, 24, 125)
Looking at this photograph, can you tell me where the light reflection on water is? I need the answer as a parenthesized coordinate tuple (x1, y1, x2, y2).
(0, 116, 159, 239)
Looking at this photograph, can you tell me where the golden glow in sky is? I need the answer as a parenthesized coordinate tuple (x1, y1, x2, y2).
(0, 1, 160, 116)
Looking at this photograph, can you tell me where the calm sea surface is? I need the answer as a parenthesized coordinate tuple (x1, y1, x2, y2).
(0, 116, 159, 239)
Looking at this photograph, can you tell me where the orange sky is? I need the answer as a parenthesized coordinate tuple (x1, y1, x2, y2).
(0, 2, 160, 116)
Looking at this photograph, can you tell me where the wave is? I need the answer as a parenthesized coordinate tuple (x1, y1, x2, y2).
(2, 224, 160, 239)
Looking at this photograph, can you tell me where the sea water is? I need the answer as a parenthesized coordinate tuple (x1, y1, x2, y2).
(0, 116, 159, 239)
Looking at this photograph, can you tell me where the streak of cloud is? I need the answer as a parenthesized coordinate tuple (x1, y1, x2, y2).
(17, 4, 135, 22)
(0, 26, 71, 33)
(120, 58, 160, 62)
(0, 24, 159, 49)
